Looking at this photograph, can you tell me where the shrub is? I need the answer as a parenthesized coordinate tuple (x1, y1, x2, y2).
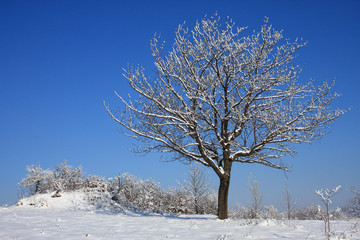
(19, 161, 84, 196)
(19, 162, 217, 215)
(344, 189, 360, 217)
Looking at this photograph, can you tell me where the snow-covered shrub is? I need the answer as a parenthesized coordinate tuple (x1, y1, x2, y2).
(130, 177, 162, 211)
(115, 173, 147, 208)
(229, 204, 257, 220)
(106, 173, 163, 212)
(199, 190, 218, 215)
(168, 189, 193, 214)
(229, 205, 247, 219)
(230, 205, 282, 220)
(19, 164, 51, 195)
(141, 179, 162, 211)
(161, 187, 184, 213)
(264, 205, 281, 220)
(230, 203, 346, 221)
(81, 175, 128, 213)
(291, 205, 346, 221)
(178, 163, 217, 214)
(83, 174, 108, 192)
(106, 172, 216, 214)
(19, 161, 84, 196)
(83, 175, 109, 205)
(19, 162, 218, 215)
(292, 205, 323, 220)
(52, 161, 84, 192)
(345, 189, 360, 217)
(331, 207, 347, 220)
(74, 175, 126, 213)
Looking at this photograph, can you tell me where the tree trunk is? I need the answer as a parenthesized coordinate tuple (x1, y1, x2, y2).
(217, 176, 230, 219)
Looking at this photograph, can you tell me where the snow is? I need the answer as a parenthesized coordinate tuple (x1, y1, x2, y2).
(1, 192, 359, 240)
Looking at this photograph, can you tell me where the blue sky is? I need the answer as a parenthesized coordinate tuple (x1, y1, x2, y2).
(1, 0, 359, 209)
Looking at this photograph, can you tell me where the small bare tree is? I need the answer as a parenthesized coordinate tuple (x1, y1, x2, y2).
(283, 180, 295, 220)
(315, 185, 341, 236)
(179, 163, 213, 214)
(248, 173, 262, 219)
(105, 15, 345, 219)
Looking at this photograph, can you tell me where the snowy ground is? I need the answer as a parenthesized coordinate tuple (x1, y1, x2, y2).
(0, 192, 359, 240)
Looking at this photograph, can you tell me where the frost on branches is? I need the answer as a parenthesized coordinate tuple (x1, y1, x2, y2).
(315, 185, 341, 236)
(178, 163, 217, 214)
(19, 162, 217, 215)
(345, 189, 360, 217)
(19, 161, 84, 196)
(105, 15, 345, 219)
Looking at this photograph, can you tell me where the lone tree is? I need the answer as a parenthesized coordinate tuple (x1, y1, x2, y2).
(105, 15, 345, 219)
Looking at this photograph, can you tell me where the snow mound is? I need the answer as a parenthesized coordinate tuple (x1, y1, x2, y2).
(16, 191, 95, 211)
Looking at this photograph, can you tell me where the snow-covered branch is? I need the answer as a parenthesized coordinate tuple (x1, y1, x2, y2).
(105, 15, 346, 219)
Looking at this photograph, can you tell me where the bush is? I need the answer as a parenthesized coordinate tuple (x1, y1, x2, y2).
(19, 161, 84, 196)
(344, 189, 360, 217)
(291, 205, 346, 220)
(19, 162, 217, 215)
(113, 173, 162, 212)
(264, 205, 281, 219)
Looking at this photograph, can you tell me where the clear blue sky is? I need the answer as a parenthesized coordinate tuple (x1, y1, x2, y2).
(1, 0, 359, 209)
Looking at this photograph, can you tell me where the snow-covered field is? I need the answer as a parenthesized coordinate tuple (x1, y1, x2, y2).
(1, 192, 359, 240)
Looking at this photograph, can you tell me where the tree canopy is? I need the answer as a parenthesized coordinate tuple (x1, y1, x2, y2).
(105, 15, 345, 219)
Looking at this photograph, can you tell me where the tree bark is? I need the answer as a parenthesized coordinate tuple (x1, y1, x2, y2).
(217, 176, 230, 219)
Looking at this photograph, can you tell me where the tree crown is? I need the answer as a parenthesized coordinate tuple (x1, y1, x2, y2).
(105, 15, 345, 177)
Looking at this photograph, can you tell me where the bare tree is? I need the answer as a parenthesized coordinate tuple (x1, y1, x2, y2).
(315, 185, 341, 236)
(179, 163, 213, 214)
(248, 173, 262, 219)
(104, 15, 345, 219)
(283, 180, 295, 220)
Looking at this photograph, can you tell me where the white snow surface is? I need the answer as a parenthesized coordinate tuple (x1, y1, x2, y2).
(1, 192, 359, 240)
